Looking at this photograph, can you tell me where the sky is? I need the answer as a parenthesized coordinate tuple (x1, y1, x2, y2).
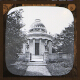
(8, 6, 74, 35)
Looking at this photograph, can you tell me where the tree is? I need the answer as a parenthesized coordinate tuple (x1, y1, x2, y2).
(5, 9, 25, 62)
(53, 22, 74, 54)
(61, 22, 74, 54)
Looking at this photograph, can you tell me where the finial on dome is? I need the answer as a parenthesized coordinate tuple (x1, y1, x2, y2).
(35, 19, 41, 22)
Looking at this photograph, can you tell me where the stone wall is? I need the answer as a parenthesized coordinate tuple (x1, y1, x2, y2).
(48, 53, 58, 61)
(45, 53, 68, 62)
(17, 52, 30, 62)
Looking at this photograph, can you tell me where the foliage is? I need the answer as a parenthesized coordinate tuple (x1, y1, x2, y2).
(5, 9, 25, 61)
(53, 22, 74, 54)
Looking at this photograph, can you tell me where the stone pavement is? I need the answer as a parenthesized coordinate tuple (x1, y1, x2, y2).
(25, 66, 51, 76)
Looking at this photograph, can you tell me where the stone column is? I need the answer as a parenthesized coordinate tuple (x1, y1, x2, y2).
(33, 38, 35, 55)
(44, 39, 49, 63)
(27, 39, 30, 52)
(23, 43, 26, 54)
(45, 39, 47, 44)
(49, 40, 52, 54)
(25, 39, 30, 62)
(39, 38, 42, 55)
(45, 39, 48, 51)
(27, 39, 30, 44)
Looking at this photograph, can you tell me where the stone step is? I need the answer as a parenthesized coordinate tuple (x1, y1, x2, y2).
(27, 62, 47, 66)
(32, 56, 43, 58)
(31, 55, 44, 62)
(32, 57, 43, 59)
(32, 56, 43, 59)
(30, 58, 43, 62)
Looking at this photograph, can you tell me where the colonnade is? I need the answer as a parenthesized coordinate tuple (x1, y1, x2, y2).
(26, 38, 52, 55)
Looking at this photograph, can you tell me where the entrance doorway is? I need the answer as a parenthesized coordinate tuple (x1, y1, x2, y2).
(35, 43, 39, 55)
(31, 42, 43, 62)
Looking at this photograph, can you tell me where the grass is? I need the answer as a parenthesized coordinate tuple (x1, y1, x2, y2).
(6, 59, 28, 76)
(46, 58, 74, 76)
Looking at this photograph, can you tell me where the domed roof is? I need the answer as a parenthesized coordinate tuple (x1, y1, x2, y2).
(30, 19, 45, 28)
(28, 19, 47, 33)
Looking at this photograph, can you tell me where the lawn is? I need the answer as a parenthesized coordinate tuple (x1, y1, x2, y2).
(46, 58, 74, 76)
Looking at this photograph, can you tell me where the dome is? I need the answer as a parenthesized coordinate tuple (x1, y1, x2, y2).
(28, 19, 47, 33)
(31, 19, 45, 28)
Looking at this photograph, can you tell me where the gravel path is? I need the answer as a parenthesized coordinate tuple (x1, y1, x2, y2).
(25, 66, 51, 76)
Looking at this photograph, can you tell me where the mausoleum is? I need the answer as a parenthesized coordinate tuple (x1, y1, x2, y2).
(21, 19, 54, 62)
